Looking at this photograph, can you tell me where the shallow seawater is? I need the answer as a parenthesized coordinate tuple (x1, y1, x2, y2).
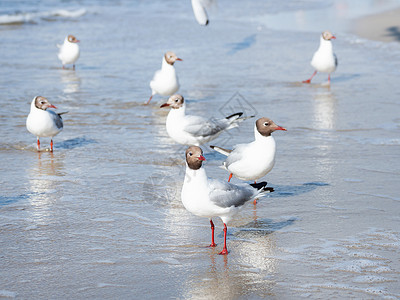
(0, 0, 400, 299)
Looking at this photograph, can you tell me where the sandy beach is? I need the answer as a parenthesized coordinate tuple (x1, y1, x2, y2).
(353, 7, 400, 42)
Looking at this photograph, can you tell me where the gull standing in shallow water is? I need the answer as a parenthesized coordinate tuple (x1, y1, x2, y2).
(181, 146, 274, 255)
(160, 94, 250, 146)
(210, 117, 286, 183)
(303, 31, 338, 85)
(146, 51, 182, 105)
(57, 34, 80, 70)
(26, 96, 64, 152)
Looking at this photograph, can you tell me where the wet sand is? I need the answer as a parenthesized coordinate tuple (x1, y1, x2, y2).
(0, 0, 400, 299)
(352, 8, 400, 42)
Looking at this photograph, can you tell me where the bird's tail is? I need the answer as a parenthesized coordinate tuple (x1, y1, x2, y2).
(225, 112, 255, 129)
(210, 145, 232, 156)
(57, 111, 69, 120)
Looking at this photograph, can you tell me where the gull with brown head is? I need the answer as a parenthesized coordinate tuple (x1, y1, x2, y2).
(181, 146, 274, 255)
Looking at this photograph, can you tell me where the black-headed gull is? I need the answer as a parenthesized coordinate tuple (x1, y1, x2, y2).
(181, 146, 274, 255)
(191, 0, 209, 26)
(303, 31, 338, 84)
(57, 35, 80, 70)
(160, 94, 249, 146)
(146, 51, 182, 105)
(26, 96, 64, 152)
(210, 117, 286, 183)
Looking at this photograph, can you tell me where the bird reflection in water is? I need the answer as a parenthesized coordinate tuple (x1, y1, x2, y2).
(312, 89, 337, 130)
(180, 220, 280, 299)
(27, 152, 65, 224)
(60, 69, 81, 94)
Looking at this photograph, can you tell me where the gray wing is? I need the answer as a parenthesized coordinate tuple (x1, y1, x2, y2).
(208, 179, 254, 208)
(184, 116, 229, 137)
(224, 143, 248, 167)
(55, 115, 63, 130)
(49, 111, 64, 130)
(334, 53, 338, 67)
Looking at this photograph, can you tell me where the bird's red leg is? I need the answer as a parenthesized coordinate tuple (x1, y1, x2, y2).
(303, 70, 317, 83)
(50, 139, 54, 152)
(37, 138, 40, 151)
(253, 180, 258, 205)
(145, 95, 153, 105)
(228, 173, 233, 182)
(218, 223, 229, 255)
(208, 219, 217, 247)
(328, 74, 331, 84)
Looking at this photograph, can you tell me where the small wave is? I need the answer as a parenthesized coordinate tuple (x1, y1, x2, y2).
(0, 8, 86, 25)
(51, 9, 86, 18)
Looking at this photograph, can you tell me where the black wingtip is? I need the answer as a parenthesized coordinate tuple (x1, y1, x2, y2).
(210, 145, 215, 149)
(264, 187, 275, 193)
(250, 181, 274, 192)
(225, 112, 243, 120)
(250, 181, 267, 189)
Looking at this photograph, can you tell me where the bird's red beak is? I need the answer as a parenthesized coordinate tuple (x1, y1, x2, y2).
(48, 104, 57, 109)
(331, 36, 336, 39)
(276, 126, 287, 131)
(160, 103, 170, 108)
(176, 58, 183, 61)
(198, 155, 206, 161)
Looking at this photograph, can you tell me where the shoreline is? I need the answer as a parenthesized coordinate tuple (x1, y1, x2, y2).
(352, 7, 400, 43)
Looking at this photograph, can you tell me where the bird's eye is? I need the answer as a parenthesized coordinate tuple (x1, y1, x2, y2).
(175, 99, 179, 102)
(40, 101, 45, 105)
(264, 122, 269, 126)
(189, 152, 192, 156)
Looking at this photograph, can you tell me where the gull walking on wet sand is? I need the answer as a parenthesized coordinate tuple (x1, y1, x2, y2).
(181, 146, 274, 255)
(303, 31, 338, 85)
(146, 51, 182, 104)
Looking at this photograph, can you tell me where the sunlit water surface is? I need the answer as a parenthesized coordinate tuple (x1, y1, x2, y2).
(0, 0, 399, 298)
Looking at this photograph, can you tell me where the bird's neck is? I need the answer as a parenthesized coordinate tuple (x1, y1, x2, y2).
(168, 103, 186, 119)
(162, 57, 175, 71)
(318, 36, 333, 53)
(184, 164, 208, 187)
(31, 100, 42, 112)
(254, 125, 274, 142)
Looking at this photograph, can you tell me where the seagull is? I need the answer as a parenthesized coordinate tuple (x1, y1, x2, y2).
(146, 51, 182, 105)
(191, 0, 209, 26)
(26, 96, 64, 152)
(160, 94, 250, 146)
(181, 146, 274, 255)
(210, 117, 286, 183)
(303, 31, 338, 84)
(57, 34, 80, 70)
